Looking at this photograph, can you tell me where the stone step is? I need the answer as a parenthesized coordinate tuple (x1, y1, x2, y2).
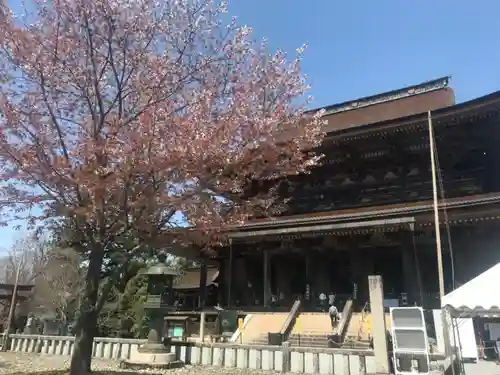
(345, 312, 392, 342)
(292, 313, 332, 335)
(240, 313, 289, 344)
(288, 337, 371, 349)
(290, 333, 329, 339)
(251, 333, 371, 349)
(247, 310, 391, 346)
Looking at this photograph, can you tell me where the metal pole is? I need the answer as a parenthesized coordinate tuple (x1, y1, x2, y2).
(429, 112, 455, 367)
(227, 239, 233, 308)
(428, 111, 445, 300)
(3, 261, 21, 349)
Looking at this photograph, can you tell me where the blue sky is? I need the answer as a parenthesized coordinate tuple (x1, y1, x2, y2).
(1, 0, 499, 250)
(227, 0, 500, 105)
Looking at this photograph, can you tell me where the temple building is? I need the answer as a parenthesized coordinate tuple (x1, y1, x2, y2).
(173, 266, 219, 310)
(185, 77, 500, 313)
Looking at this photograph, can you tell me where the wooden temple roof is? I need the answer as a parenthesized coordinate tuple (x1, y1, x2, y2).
(325, 87, 500, 142)
(317, 76, 455, 134)
(233, 192, 500, 234)
(277, 77, 455, 142)
(309, 77, 451, 117)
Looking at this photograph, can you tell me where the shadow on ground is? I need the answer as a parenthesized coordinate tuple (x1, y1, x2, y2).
(4, 371, 164, 375)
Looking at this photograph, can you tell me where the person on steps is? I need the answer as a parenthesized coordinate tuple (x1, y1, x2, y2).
(319, 292, 327, 311)
(329, 304, 339, 329)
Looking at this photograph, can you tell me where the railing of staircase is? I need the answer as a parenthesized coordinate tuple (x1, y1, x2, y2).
(279, 299, 302, 342)
(342, 301, 370, 348)
(356, 302, 370, 342)
(336, 299, 353, 343)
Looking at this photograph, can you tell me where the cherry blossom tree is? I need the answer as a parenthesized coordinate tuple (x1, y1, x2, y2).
(0, 0, 324, 373)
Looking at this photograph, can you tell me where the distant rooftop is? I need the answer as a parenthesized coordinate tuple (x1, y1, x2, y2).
(309, 76, 451, 116)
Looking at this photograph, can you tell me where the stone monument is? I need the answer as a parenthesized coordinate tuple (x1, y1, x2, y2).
(121, 253, 181, 369)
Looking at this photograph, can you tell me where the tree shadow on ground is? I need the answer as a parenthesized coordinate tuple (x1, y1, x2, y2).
(7, 371, 164, 375)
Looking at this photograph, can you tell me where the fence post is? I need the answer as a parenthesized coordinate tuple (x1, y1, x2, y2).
(368, 275, 390, 374)
(281, 341, 290, 373)
(199, 312, 206, 343)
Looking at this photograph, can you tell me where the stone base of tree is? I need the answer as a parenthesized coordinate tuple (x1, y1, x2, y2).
(119, 351, 182, 370)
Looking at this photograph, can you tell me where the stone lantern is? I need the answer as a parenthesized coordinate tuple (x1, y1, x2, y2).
(141, 253, 178, 350)
(121, 252, 180, 369)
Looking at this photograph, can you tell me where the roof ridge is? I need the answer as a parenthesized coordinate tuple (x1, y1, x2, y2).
(308, 76, 451, 116)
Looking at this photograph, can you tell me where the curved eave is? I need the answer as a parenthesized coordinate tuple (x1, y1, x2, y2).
(444, 305, 500, 318)
(238, 192, 500, 230)
(159, 193, 500, 247)
(324, 89, 500, 141)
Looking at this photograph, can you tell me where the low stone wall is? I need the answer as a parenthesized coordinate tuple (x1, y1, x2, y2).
(9, 334, 144, 361)
(8, 334, 376, 374)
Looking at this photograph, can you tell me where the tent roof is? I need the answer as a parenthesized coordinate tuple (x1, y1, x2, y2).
(442, 263, 500, 317)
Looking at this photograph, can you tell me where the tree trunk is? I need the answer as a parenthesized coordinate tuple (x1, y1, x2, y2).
(70, 310, 98, 374)
(69, 247, 104, 375)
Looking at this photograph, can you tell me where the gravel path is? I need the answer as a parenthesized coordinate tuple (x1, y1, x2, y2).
(0, 353, 282, 375)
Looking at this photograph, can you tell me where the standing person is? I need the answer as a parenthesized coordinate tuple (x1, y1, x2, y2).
(319, 292, 327, 310)
(477, 333, 485, 360)
(279, 291, 285, 304)
(271, 293, 278, 309)
(328, 292, 336, 306)
(328, 304, 339, 329)
(495, 337, 500, 365)
(24, 314, 34, 334)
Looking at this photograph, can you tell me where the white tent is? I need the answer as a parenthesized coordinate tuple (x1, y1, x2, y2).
(439, 264, 500, 362)
(442, 263, 500, 318)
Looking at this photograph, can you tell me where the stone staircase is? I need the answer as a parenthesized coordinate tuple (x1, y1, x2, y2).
(343, 312, 392, 348)
(285, 310, 392, 349)
(242, 312, 289, 344)
(343, 312, 371, 347)
(288, 312, 333, 348)
(244, 305, 393, 349)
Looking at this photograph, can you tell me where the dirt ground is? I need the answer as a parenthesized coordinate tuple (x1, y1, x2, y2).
(0, 352, 283, 375)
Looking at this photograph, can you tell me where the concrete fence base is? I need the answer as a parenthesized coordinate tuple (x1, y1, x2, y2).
(8, 334, 145, 360)
(8, 333, 377, 374)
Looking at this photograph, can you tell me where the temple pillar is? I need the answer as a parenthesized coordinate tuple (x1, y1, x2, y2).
(273, 255, 292, 304)
(217, 258, 225, 305)
(448, 228, 466, 289)
(305, 251, 313, 303)
(225, 247, 234, 307)
(198, 260, 208, 309)
(263, 250, 270, 307)
(360, 251, 374, 303)
(401, 245, 419, 306)
(315, 256, 330, 296)
(232, 258, 248, 305)
(349, 246, 364, 306)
